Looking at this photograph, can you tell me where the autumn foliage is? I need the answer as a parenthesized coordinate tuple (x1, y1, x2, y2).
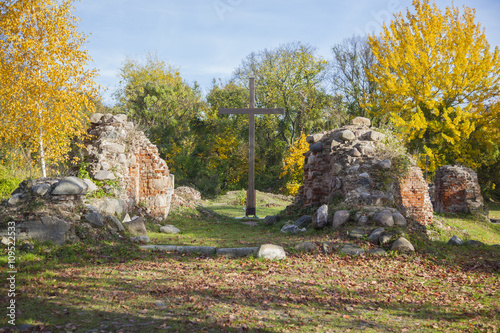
(3, 0, 500, 196)
(280, 133, 309, 195)
(0, 0, 99, 176)
(368, 0, 500, 173)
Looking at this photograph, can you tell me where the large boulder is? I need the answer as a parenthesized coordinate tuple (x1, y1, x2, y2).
(83, 212, 104, 228)
(8, 193, 24, 206)
(264, 215, 280, 226)
(257, 244, 286, 260)
(392, 212, 407, 226)
(105, 215, 125, 232)
(375, 159, 392, 170)
(31, 184, 51, 196)
(391, 237, 415, 254)
(294, 215, 312, 228)
(101, 142, 125, 154)
(310, 142, 323, 152)
(93, 170, 116, 181)
(281, 224, 305, 234)
(374, 210, 394, 227)
(82, 179, 99, 194)
(160, 225, 180, 234)
(51, 177, 88, 195)
(364, 131, 385, 142)
(312, 204, 328, 229)
(306, 133, 324, 143)
(351, 117, 371, 127)
(337, 130, 355, 142)
(340, 244, 365, 255)
(448, 235, 464, 246)
(332, 210, 350, 229)
(368, 228, 385, 243)
(90, 113, 104, 123)
(294, 242, 316, 252)
(348, 228, 367, 240)
(122, 217, 147, 236)
(89, 198, 126, 217)
(16, 216, 71, 245)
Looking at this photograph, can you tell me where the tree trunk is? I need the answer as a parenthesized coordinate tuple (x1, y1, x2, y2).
(39, 110, 46, 178)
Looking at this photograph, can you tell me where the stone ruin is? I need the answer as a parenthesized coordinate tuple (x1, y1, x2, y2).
(283, 117, 492, 253)
(293, 117, 434, 226)
(1, 112, 488, 250)
(84, 113, 174, 219)
(0, 113, 176, 245)
(277, 117, 437, 254)
(433, 165, 485, 215)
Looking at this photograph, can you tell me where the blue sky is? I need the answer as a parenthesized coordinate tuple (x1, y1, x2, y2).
(73, 0, 500, 105)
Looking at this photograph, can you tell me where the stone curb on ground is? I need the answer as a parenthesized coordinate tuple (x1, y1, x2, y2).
(140, 245, 259, 257)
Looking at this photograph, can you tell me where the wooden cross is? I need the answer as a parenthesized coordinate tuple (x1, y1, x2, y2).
(219, 78, 284, 217)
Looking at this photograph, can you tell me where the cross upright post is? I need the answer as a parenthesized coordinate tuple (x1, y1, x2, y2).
(219, 78, 284, 218)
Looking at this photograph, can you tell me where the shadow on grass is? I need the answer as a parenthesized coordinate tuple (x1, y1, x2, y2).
(9, 252, 497, 332)
(165, 204, 500, 273)
(5, 204, 499, 332)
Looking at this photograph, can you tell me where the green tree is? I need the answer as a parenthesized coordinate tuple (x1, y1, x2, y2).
(115, 53, 206, 181)
(476, 99, 500, 200)
(368, 0, 500, 172)
(232, 43, 341, 192)
(115, 53, 201, 128)
(234, 42, 333, 146)
(194, 80, 250, 195)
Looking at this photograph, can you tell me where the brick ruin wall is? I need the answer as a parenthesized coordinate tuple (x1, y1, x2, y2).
(434, 165, 485, 215)
(396, 166, 434, 225)
(84, 113, 174, 219)
(294, 117, 434, 226)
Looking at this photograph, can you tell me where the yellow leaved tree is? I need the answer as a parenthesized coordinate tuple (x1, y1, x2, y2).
(280, 133, 309, 196)
(368, 0, 500, 173)
(0, 0, 99, 177)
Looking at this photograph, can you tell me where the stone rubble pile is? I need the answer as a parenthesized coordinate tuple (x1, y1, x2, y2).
(170, 186, 202, 208)
(0, 176, 126, 244)
(0, 113, 180, 246)
(278, 202, 416, 254)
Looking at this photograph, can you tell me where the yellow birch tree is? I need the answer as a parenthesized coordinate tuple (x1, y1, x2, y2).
(0, 0, 99, 177)
(368, 0, 500, 172)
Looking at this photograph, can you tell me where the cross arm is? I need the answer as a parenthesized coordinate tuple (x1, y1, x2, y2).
(219, 108, 284, 115)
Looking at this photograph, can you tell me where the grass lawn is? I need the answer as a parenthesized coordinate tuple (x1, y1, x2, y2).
(1, 193, 499, 332)
(202, 190, 293, 218)
(488, 201, 500, 219)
